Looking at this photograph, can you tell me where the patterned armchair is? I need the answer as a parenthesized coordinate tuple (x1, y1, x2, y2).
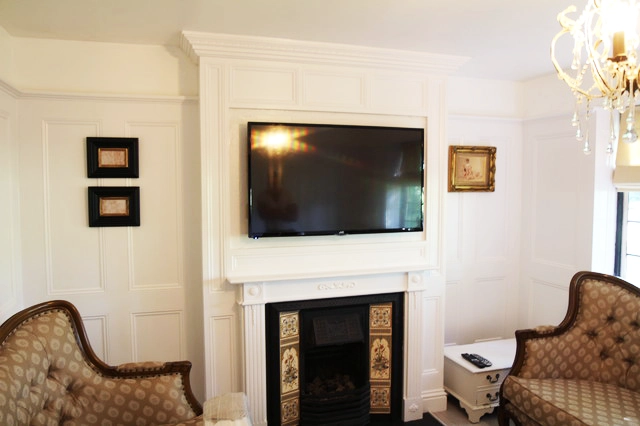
(0, 300, 203, 425)
(498, 271, 640, 425)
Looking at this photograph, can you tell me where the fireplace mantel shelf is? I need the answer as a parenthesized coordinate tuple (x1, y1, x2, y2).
(231, 270, 432, 308)
(225, 264, 433, 286)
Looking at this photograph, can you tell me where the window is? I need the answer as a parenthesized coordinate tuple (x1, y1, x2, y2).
(616, 192, 640, 284)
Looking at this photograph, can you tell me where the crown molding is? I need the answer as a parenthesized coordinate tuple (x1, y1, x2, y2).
(180, 31, 469, 76)
(0, 79, 20, 99)
(0, 78, 197, 104)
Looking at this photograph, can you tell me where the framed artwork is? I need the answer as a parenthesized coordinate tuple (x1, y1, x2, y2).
(86, 137, 139, 178)
(88, 186, 140, 227)
(448, 145, 497, 192)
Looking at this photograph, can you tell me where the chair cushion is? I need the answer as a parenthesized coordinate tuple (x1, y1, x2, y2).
(502, 376, 640, 425)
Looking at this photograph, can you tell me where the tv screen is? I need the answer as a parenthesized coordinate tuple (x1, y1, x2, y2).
(247, 122, 424, 238)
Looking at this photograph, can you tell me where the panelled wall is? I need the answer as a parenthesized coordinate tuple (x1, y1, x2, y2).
(12, 91, 205, 400)
(519, 109, 617, 328)
(0, 84, 21, 322)
(444, 115, 522, 344)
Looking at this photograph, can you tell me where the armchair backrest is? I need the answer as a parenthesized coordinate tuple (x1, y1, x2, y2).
(0, 300, 200, 425)
(515, 272, 640, 391)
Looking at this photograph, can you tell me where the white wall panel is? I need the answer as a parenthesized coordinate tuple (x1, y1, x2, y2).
(302, 71, 364, 108)
(474, 195, 508, 262)
(231, 67, 297, 105)
(520, 111, 616, 329)
(0, 87, 21, 321)
(82, 315, 108, 360)
(443, 280, 461, 344)
(445, 116, 522, 344)
(470, 277, 509, 340)
(531, 133, 586, 267)
(529, 279, 569, 327)
(132, 311, 183, 361)
(448, 77, 523, 119)
(128, 122, 182, 289)
(101, 227, 132, 291)
(0, 111, 15, 307)
(44, 121, 102, 294)
(370, 76, 426, 114)
(209, 315, 239, 395)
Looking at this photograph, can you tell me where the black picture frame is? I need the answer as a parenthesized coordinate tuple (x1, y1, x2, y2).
(88, 186, 140, 227)
(86, 137, 139, 178)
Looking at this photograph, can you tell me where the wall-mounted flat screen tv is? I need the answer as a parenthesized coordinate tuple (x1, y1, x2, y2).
(247, 122, 424, 238)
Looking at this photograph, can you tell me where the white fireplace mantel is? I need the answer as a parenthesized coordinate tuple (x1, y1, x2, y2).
(181, 31, 459, 425)
(235, 271, 433, 424)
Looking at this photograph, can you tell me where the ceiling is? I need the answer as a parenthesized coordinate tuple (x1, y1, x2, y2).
(0, 0, 570, 82)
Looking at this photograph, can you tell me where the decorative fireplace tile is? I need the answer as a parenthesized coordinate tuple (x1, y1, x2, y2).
(370, 304, 392, 328)
(280, 311, 299, 339)
(279, 311, 300, 425)
(371, 386, 391, 412)
(370, 303, 392, 413)
(370, 337, 391, 379)
(281, 398, 299, 425)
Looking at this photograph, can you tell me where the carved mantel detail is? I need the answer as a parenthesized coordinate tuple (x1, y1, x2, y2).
(317, 281, 356, 291)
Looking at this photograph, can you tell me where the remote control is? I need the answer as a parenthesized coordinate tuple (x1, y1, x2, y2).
(461, 353, 493, 368)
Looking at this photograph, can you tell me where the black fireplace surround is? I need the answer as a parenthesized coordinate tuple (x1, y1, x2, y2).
(265, 292, 404, 426)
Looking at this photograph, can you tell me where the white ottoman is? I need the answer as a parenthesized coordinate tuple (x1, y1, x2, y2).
(204, 392, 253, 426)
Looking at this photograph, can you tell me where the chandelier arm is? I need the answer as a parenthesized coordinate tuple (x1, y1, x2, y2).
(589, 52, 619, 96)
(550, 30, 601, 99)
(582, 5, 620, 98)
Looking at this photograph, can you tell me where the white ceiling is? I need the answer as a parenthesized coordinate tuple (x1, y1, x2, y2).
(0, 0, 569, 81)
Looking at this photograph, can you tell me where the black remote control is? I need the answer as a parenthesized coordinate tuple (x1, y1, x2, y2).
(461, 353, 492, 368)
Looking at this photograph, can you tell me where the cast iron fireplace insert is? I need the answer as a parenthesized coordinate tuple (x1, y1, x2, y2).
(265, 292, 404, 426)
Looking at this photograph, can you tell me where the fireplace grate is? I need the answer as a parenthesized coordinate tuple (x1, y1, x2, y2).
(300, 382, 370, 426)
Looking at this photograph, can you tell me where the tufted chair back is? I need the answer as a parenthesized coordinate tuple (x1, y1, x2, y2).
(0, 300, 202, 425)
(514, 272, 640, 391)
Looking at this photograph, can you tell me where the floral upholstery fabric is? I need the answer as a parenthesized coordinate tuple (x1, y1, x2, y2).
(0, 305, 203, 426)
(499, 273, 640, 426)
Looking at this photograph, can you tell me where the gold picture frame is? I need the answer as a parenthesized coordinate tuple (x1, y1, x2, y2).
(448, 145, 496, 192)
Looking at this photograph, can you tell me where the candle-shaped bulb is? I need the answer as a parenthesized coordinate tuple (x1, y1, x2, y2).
(613, 31, 626, 59)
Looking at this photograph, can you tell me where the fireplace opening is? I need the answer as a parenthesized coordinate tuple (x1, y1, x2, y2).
(265, 293, 403, 426)
(300, 311, 370, 425)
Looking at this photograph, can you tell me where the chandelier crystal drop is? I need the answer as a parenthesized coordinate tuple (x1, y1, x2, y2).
(551, 0, 640, 154)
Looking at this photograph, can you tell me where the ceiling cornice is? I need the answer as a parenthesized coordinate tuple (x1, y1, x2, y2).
(180, 31, 469, 76)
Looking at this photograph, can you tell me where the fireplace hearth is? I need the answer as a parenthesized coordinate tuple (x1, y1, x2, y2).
(265, 293, 403, 426)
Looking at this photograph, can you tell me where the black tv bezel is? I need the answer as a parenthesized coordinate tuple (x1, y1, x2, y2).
(247, 121, 425, 238)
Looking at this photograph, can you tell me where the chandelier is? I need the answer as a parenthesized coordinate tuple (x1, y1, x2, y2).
(551, 0, 640, 154)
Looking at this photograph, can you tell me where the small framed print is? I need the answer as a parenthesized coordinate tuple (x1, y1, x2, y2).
(448, 145, 497, 192)
(86, 137, 139, 178)
(88, 186, 140, 227)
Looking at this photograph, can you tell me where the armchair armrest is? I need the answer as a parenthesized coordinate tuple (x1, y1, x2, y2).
(115, 361, 165, 372)
(106, 360, 203, 416)
(509, 326, 571, 379)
